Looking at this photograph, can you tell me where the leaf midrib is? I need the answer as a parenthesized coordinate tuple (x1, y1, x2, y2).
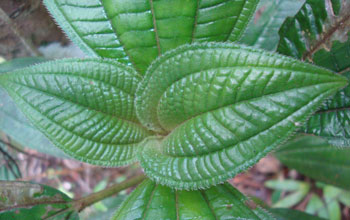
(150, 63, 339, 132)
(157, 70, 342, 133)
(161, 82, 339, 159)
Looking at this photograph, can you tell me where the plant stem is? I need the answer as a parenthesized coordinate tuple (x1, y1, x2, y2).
(0, 7, 42, 56)
(73, 174, 146, 212)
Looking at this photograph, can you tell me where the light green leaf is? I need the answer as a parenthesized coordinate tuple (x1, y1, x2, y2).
(265, 180, 309, 191)
(44, 0, 259, 74)
(0, 57, 67, 157)
(0, 181, 78, 219)
(324, 185, 342, 220)
(305, 194, 328, 219)
(275, 135, 350, 190)
(0, 58, 151, 167)
(269, 208, 326, 220)
(338, 191, 350, 206)
(112, 179, 273, 220)
(265, 180, 310, 208)
(136, 42, 347, 190)
(240, 0, 305, 51)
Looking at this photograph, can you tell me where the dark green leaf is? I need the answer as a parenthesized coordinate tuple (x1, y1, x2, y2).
(277, 1, 350, 147)
(240, 0, 305, 51)
(301, 42, 350, 147)
(136, 43, 347, 190)
(277, 0, 350, 61)
(0, 58, 151, 167)
(44, 0, 259, 74)
(275, 135, 350, 190)
(0, 57, 67, 157)
(112, 179, 273, 220)
(269, 208, 325, 220)
(0, 181, 78, 220)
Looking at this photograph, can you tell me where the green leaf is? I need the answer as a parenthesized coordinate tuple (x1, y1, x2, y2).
(305, 194, 328, 219)
(277, 0, 350, 61)
(240, 0, 305, 51)
(269, 208, 325, 220)
(338, 190, 350, 206)
(275, 135, 350, 190)
(265, 180, 309, 191)
(44, 0, 259, 74)
(0, 181, 78, 219)
(265, 180, 310, 208)
(323, 185, 342, 220)
(136, 42, 347, 190)
(301, 46, 350, 148)
(112, 179, 273, 220)
(276, 1, 350, 147)
(0, 57, 67, 157)
(0, 58, 151, 167)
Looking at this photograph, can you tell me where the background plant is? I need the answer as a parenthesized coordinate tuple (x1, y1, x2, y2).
(0, 0, 349, 219)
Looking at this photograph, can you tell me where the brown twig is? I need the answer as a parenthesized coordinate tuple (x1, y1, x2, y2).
(73, 174, 146, 212)
(0, 7, 41, 56)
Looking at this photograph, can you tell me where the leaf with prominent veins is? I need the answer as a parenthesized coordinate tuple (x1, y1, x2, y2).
(44, 0, 131, 63)
(44, 0, 259, 74)
(112, 179, 273, 220)
(136, 43, 347, 189)
(0, 59, 151, 166)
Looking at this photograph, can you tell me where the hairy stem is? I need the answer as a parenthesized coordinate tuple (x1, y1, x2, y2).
(73, 174, 146, 212)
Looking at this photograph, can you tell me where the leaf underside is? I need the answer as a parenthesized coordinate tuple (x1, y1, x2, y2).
(277, 0, 350, 147)
(44, 0, 259, 74)
(112, 179, 273, 220)
(135, 43, 347, 190)
(0, 59, 151, 166)
(275, 135, 350, 190)
(0, 181, 78, 219)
